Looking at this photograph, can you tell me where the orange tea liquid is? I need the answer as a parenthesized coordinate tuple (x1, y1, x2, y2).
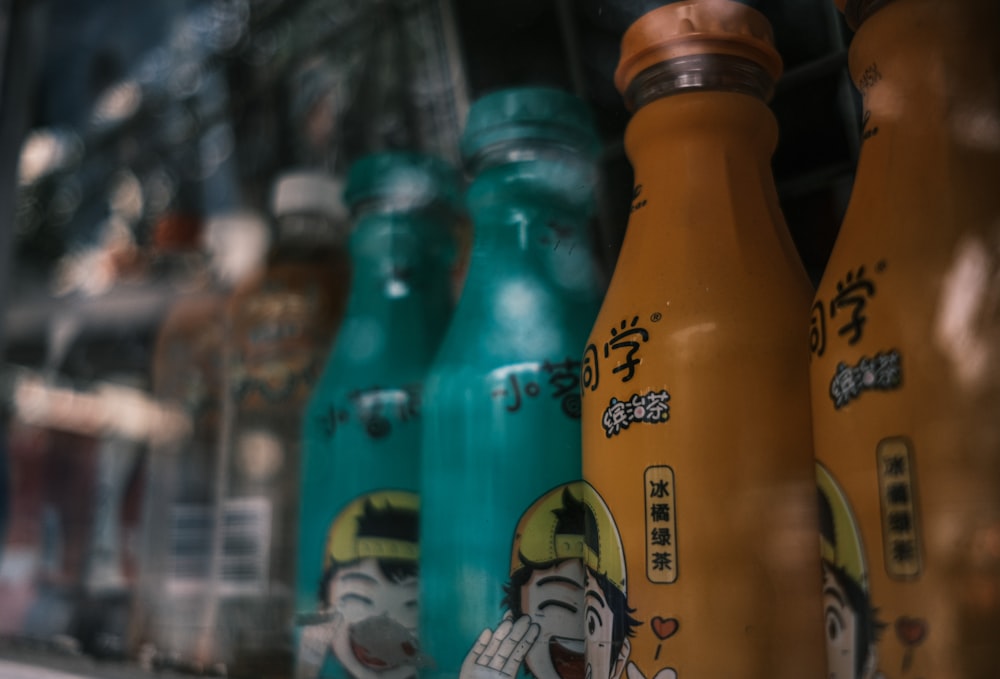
(582, 3, 825, 677)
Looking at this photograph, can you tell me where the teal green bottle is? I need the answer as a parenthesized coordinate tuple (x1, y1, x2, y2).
(295, 152, 461, 679)
(418, 87, 604, 679)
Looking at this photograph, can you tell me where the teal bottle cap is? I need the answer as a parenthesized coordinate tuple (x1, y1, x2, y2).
(344, 151, 462, 211)
(460, 87, 602, 162)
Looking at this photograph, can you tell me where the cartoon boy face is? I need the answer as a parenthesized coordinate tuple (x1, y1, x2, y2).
(519, 559, 586, 679)
(578, 481, 640, 679)
(312, 491, 423, 679)
(461, 483, 641, 679)
(817, 463, 882, 679)
(583, 568, 631, 679)
(823, 563, 862, 679)
(324, 557, 419, 679)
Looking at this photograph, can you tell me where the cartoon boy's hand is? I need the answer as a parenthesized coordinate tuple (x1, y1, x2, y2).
(460, 615, 540, 679)
(626, 661, 677, 679)
(295, 610, 344, 679)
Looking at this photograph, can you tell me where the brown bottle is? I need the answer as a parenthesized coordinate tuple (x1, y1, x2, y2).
(208, 172, 352, 676)
(811, 1, 1000, 677)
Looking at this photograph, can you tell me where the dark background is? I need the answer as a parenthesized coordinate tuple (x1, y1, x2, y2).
(0, 0, 860, 385)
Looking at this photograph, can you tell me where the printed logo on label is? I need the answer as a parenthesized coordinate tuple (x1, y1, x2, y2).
(602, 390, 671, 438)
(811, 262, 886, 359)
(235, 287, 325, 402)
(645, 466, 678, 584)
(315, 385, 421, 441)
(829, 350, 902, 409)
(858, 64, 882, 145)
(877, 437, 922, 579)
(490, 358, 582, 420)
(583, 314, 657, 394)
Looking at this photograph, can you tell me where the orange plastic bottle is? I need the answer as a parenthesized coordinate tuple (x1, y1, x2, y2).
(580, 2, 825, 677)
(811, 1, 1000, 677)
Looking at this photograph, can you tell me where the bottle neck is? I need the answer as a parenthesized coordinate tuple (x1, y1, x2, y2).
(466, 154, 596, 240)
(843, 0, 1000, 220)
(621, 56, 779, 193)
(625, 89, 779, 181)
(616, 89, 803, 286)
(624, 54, 774, 111)
(849, 0, 1000, 132)
(463, 158, 600, 298)
(330, 210, 455, 376)
(829, 0, 1000, 258)
(346, 209, 454, 303)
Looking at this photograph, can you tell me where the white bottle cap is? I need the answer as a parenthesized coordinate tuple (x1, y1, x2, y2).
(203, 210, 270, 286)
(270, 171, 347, 223)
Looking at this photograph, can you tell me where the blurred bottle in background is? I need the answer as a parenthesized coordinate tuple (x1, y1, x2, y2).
(419, 86, 604, 679)
(203, 171, 351, 677)
(295, 151, 461, 679)
(581, 1, 825, 677)
(811, 1, 1000, 677)
(133, 208, 237, 672)
(1, 0, 467, 672)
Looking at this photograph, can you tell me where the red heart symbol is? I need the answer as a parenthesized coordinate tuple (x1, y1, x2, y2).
(895, 616, 927, 647)
(651, 617, 679, 640)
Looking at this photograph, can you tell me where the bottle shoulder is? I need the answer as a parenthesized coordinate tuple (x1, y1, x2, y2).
(588, 263, 812, 378)
(433, 267, 599, 366)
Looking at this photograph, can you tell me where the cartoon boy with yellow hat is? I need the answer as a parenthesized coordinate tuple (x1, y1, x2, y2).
(461, 482, 590, 679)
(580, 482, 682, 679)
(817, 463, 886, 679)
(460, 482, 671, 679)
(579, 482, 644, 679)
(297, 490, 427, 679)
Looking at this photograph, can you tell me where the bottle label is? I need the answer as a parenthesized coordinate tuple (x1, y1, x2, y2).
(582, 296, 822, 678)
(810, 261, 906, 409)
(312, 385, 422, 442)
(456, 482, 588, 679)
(583, 311, 664, 445)
(818, 461, 881, 679)
(829, 350, 904, 409)
(296, 490, 423, 679)
(233, 286, 325, 404)
(600, 391, 671, 438)
(818, 458, 929, 679)
(418, 355, 588, 679)
(583, 315, 656, 393)
(812, 247, 953, 677)
(644, 466, 678, 585)
(167, 497, 272, 595)
(489, 358, 582, 419)
(809, 262, 887, 362)
(875, 437, 922, 579)
(579, 481, 674, 679)
(167, 503, 212, 590)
